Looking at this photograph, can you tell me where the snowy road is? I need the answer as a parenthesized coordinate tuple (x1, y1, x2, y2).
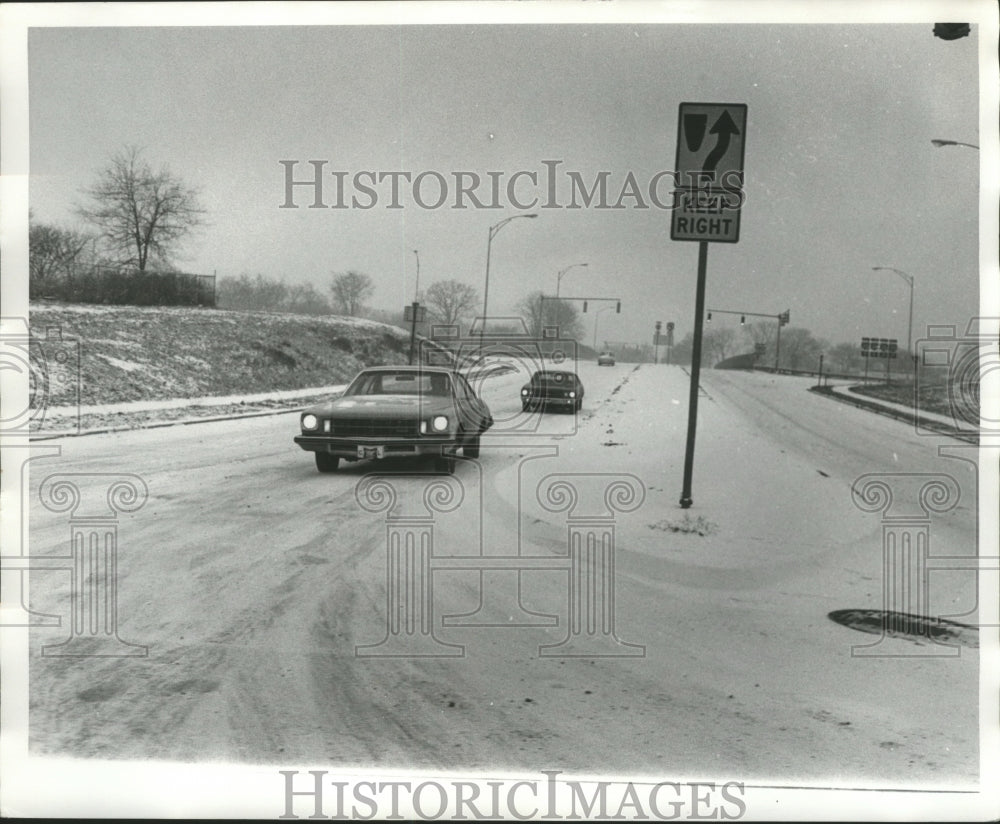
(26, 364, 981, 786)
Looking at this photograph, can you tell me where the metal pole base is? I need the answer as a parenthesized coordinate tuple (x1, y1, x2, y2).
(539, 633, 645, 659)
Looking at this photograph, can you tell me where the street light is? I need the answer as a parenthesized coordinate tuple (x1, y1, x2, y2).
(556, 262, 588, 299)
(593, 305, 613, 351)
(872, 266, 914, 356)
(412, 249, 420, 300)
(931, 139, 980, 150)
(482, 214, 537, 345)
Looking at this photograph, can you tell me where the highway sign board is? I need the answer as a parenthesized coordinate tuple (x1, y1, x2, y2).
(671, 102, 747, 243)
(861, 337, 898, 358)
(404, 303, 426, 322)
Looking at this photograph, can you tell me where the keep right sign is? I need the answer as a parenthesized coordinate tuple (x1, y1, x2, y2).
(671, 102, 747, 243)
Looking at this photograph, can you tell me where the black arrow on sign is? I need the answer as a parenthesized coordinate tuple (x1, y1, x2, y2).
(702, 110, 741, 177)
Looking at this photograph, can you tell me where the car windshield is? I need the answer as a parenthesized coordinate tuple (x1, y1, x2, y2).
(345, 370, 452, 397)
(532, 371, 576, 385)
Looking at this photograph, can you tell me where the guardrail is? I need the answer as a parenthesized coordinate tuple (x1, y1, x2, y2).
(753, 365, 899, 382)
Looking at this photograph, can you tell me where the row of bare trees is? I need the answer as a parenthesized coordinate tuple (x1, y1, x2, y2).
(31, 145, 207, 304)
(664, 321, 882, 373)
(32, 145, 860, 372)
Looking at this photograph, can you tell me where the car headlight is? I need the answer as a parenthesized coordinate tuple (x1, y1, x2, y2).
(521, 388, 529, 396)
(302, 414, 319, 430)
(432, 415, 449, 432)
(568, 391, 576, 398)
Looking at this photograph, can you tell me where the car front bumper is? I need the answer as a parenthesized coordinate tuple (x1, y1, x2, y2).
(294, 434, 460, 459)
(522, 396, 578, 407)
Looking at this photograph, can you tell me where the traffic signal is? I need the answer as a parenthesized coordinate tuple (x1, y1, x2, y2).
(582, 301, 588, 312)
(616, 301, 621, 313)
(740, 315, 746, 325)
(934, 23, 970, 40)
(667, 322, 674, 331)
(778, 310, 790, 326)
(706, 312, 712, 321)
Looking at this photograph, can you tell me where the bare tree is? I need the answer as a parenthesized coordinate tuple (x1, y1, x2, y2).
(77, 145, 204, 272)
(515, 291, 583, 341)
(29, 218, 94, 286)
(285, 282, 331, 315)
(778, 327, 824, 370)
(743, 320, 776, 350)
(826, 342, 864, 374)
(702, 327, 738, 366)
(330, 270, 374, 316)
(217, 274, 288, 311)
(424, 279, 480, 329)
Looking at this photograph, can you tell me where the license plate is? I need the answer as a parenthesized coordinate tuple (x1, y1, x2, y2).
(358, 445, 385, 459)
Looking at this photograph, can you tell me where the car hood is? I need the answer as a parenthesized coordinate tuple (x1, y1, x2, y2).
(304, 394, 455, 418)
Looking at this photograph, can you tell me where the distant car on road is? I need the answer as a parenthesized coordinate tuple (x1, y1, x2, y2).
(521, 369, 584, 413)
(597, 351, 616, 366)
(294, 365, 493, 474)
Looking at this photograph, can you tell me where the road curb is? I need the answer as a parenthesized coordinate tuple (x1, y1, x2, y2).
(809, 384, 977, 444)
(29, 363, 520, 440)
(30, 403, 315, 441)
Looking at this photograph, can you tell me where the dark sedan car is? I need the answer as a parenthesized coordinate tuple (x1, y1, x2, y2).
(294, 366, 493, 473)
(520, 369, 584, 412)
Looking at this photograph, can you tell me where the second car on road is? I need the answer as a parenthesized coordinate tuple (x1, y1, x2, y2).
(521, 369, 584, 413)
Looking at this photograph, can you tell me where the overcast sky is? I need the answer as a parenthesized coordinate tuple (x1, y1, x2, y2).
(23, 6, 990, 350)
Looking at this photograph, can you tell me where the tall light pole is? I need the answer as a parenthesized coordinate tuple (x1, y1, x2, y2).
(482, 213, 537, 346)
(593, 305, 613, 351)
(412, 249, 420, 300)
(556, 262, 588, 299)
(931, 138, 980, 150)
(872, 266, 914, 357)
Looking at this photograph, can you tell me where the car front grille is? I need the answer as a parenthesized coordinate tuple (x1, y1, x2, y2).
(329, 418, 421, 438)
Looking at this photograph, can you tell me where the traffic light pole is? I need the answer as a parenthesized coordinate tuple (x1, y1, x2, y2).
(680, 241, 709, 509)
(775, 321, 781, 371)
(705, 307, 787, 370)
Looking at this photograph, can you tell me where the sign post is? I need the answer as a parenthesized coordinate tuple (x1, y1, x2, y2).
(673, 102, 747, 509)
(404, 302, 426, 364)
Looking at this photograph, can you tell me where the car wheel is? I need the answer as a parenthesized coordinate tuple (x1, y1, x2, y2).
(435, 454, 456, 474)
(465, 433, 481, 458)
(315, 452, 339, 473)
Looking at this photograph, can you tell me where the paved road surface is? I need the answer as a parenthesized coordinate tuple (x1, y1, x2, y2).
(26, 363, 980, 786)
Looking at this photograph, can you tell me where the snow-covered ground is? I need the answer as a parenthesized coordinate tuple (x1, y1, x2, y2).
(12, 364, 989, 815)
